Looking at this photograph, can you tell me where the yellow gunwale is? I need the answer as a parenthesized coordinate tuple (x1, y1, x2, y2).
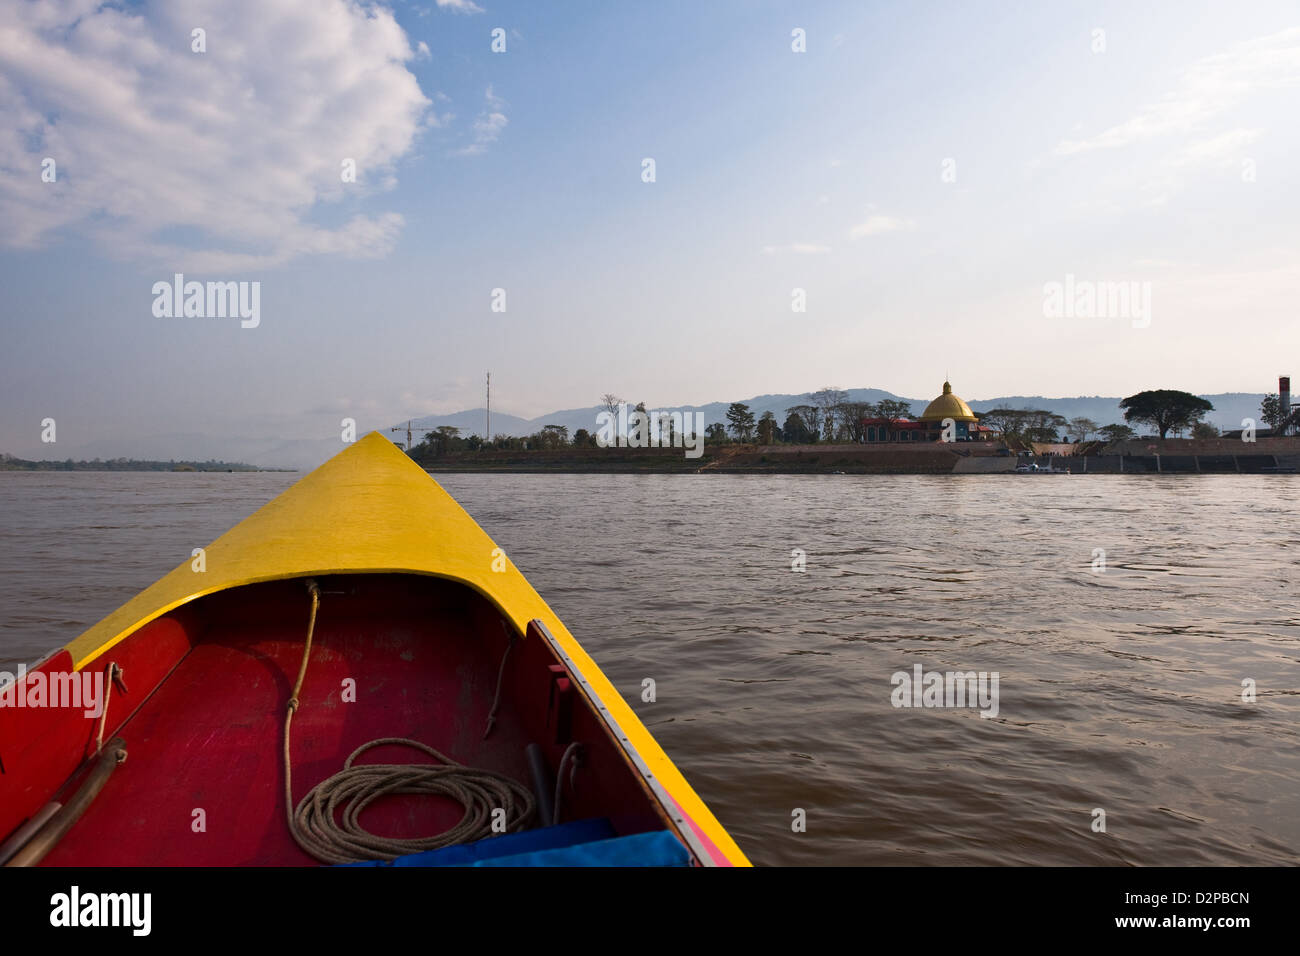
(61, 431, 750, 866)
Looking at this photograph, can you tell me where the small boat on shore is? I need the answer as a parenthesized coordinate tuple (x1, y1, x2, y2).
(0, 433, 748, 867)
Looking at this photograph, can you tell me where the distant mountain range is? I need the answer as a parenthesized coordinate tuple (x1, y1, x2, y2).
(406, 389, 1268, 441)
(7, 390, 1268, 472)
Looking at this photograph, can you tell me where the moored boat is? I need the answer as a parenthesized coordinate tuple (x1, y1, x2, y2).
(1014, 462, 1069, 474)
(0, 433, 748, 867)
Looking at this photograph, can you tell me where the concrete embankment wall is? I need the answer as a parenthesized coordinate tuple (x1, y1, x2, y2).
(706, 444, 962, 473)
(1107, 437, 1300, 457)
(1077, 437, 1300, 473)
(424, 442, 998, 473)
(952, 457, 1016, 473)
(425, 445, 709, 472)
(1075, 454, 1279, 473)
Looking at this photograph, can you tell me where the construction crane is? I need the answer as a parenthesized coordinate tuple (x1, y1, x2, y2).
(390, 420, 437, 451)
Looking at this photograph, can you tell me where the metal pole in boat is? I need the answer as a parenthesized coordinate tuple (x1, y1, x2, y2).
(526, 743, 556, 826)
(4, 739, 127, 867)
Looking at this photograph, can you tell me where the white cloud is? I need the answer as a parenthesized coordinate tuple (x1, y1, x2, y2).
(417, 41, 431, 60)
(436, 0, 485, 13)
(1053, 28, 1300, 156)
(1135, 127, 1262, 205)
(1162, 127, 1259, 169)
(762, 243, 832, 255)
(847, 213, 912, 239)
(0, 0, 431, 269)
(455, 85, 508, 156)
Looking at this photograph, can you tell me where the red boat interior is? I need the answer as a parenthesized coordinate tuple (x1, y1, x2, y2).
(0, 574, 687, 866)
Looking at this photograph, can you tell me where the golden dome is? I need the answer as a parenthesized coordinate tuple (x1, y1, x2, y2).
(919, 381, 978, 422)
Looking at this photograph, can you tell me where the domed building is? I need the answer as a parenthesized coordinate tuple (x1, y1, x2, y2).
(862, 380, 994, 443)
(919, 381, 982, 439)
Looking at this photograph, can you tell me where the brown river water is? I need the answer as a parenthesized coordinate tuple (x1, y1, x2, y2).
(1, 471, 1297, 866)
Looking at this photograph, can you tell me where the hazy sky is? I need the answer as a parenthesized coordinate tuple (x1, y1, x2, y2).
(3, 0, 1299, 458)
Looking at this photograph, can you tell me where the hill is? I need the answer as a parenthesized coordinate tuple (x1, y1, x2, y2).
(404, 390, 1266, 439)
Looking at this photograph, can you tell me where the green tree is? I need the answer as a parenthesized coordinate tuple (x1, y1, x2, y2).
(705, 422, 728, 443)
(809, 387, 848, 441)
(834, 401, 871, 442)
(870, 399, 914, 441)
(1097, 423, 1136, 443)
(757, 410, 777, 444)
(786, 404, 820, 443)
(434, 425, 462, 455)
(1023, 411, 1068, 443)
(1260, 393, 1285, 431)
(1120, 390, 1214, 439)
(726, 402, 755, 441)
(410, 425, 463, 461)
(572, 428, 593, 446)
(979, 408, 1063, 443)
(1191, 421, 1220, 439)
(657, 414, 674, 446)
(536, 424, 569, 448)
(1067, 417, 1099, 441)
(977, 408, 1027, 441)
(783, 411, 812, 443)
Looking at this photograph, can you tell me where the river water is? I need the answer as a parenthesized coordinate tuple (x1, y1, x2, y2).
(2, 471, 1297, 865)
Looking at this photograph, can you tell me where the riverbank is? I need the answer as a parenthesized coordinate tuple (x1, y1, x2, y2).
(421, 443, 998, 474)
(0, 454, 270, 472)
(418, 437, 1300, 475)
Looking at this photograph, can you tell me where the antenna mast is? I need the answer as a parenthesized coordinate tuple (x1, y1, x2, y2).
(486, 371, 491, 442)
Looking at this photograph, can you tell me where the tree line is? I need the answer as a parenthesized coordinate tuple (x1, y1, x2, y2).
(407, 386, 1283, 459)
(0, 453, 262, 471)
(718, 387, 1229, 445)
(408, 423, 593, 460)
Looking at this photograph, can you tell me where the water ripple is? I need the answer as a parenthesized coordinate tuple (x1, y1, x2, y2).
(2, 471, 1298, 866)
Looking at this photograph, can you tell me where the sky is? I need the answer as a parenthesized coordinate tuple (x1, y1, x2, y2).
(2, 0, 1299, 462)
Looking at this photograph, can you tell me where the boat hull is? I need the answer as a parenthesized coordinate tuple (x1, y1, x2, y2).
(0, 434, 749, 866)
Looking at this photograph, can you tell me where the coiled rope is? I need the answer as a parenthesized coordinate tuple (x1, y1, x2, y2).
(283, 579, 536, 864)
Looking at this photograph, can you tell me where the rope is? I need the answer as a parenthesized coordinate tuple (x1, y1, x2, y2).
(553, 741, 583, 825)
(291, 738, 535, 864)
(93, 662, 121, 756)
(282, 579, 536, 864)
(482, 628, 515, 739)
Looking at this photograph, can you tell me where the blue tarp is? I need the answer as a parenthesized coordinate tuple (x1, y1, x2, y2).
(337, 818, 691, 867)
(465, 830, 691, 867)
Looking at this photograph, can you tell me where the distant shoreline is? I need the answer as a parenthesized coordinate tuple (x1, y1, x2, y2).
(0, 455, 287, 472)
(417, 437, 1300, 476)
